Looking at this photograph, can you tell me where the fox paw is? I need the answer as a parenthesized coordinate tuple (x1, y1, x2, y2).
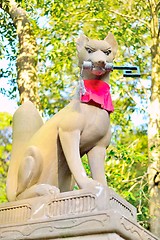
(35, 184, 60, 197)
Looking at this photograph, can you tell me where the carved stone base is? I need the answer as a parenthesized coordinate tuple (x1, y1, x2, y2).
(0, 188, 159, 240)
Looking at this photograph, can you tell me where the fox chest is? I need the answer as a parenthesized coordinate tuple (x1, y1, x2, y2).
(79, 105, 110, 153)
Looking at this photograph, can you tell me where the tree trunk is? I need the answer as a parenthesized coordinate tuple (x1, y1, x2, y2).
(148, 0, 160, 237)
(0, 0, 39, 108)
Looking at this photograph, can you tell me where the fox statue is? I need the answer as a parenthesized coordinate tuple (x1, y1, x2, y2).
(7, 32, 118, 201)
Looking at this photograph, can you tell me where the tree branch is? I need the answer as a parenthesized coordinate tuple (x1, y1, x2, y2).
(155, 1, 160, 11)
(0, 0, 40, 107)
(109, 9, 150, 29)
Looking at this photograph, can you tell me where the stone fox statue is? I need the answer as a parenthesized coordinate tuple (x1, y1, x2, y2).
(7, 33, 118, 201)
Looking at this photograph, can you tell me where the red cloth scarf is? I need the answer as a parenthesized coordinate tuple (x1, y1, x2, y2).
(80, 80, 114, 113)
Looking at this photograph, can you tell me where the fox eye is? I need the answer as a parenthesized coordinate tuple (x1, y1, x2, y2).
(85, 47, 94, 54)
(104, 49, 112, 55)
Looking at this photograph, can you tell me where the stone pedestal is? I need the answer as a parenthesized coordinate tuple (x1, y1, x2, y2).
(0, 188, 159, 240)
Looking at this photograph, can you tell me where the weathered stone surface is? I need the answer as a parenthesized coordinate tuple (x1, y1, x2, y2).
(0, 188, 159, 240)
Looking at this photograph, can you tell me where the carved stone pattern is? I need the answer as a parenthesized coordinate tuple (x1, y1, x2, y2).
(0, 205, 31, 224)
(120, 217, 143, 240)
(47, 195, 96, 217)
(120, 217, 159, 240)
(0, 214, 110, 239)
(110, 196, 134, 218)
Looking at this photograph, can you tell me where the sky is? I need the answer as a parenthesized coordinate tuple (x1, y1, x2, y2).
(0, 93, 18, 115)
(0, 74, 18, 115)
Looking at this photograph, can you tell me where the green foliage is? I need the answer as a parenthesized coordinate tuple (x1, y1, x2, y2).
(0, 112, 12, 203)
(0, 8, 17, 98)
(106, 140, 149, 229)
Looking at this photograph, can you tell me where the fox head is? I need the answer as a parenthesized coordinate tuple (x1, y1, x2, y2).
(76, 33, 118, 80)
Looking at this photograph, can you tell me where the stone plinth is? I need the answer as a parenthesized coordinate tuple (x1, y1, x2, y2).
(0, 188, 159, 240)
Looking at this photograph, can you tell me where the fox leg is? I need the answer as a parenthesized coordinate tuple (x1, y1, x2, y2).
(87, 146, 107, 185)
(59, 129, 102, 189)
(16, 146, 59, 200)
(87, 129, 111, 185)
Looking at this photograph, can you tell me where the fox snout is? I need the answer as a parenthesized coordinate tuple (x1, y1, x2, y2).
(88, 50, 109, 68)
(93, 60, 106, 68)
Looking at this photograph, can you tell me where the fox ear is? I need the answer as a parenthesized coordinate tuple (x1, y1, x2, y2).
(76, 34, 89, 52)
(104, 32, 118, 58)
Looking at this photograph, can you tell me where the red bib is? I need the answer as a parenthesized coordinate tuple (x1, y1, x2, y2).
(80, 80, 114, 113)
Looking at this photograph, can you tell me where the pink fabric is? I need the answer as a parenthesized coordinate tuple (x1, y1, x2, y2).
(80, 80, 114, 113)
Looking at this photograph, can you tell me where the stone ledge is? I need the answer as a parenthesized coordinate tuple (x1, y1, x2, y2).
(0, 188, 136, 224)
(0, 210, 159, 240)
(0, 188, 159, 240)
